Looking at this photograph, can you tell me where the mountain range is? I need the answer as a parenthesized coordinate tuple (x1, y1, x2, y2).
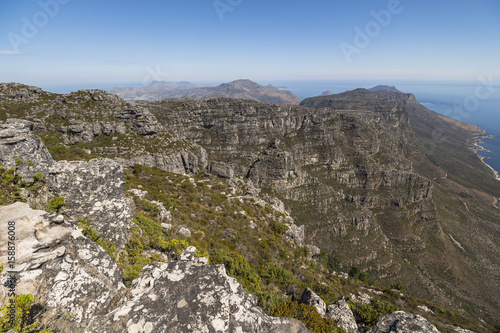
(111, 79, 302, 104)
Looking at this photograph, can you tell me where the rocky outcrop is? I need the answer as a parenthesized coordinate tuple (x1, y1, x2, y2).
(0, 202, 126, 333)
(87, 246, 310, 333)
(368, 311, 440, 333)
(326, 299, 359, 333)
(47, 159, 134, 248)
(0, 119, 54, 181)
(300, 288, 326, 318)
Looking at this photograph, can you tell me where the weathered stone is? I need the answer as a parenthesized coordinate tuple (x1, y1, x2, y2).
(47, 158, 134, 248)
(177, 227, 191, 238)
(86, 248, 310, 333)
(0, 203, 125, 333)
(285, 223, 305, 246)
(300, 287, 326, 318)
(0, 119, 55, 181)
(326, 299, 359, 333)
(306, 244, 321, 258)
(211, 161, 234, 179)
(368, 311, 440, 333)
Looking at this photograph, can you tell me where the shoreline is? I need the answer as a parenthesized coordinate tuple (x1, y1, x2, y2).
(472, 133, 500, 181)
(479, 155, 500, 181)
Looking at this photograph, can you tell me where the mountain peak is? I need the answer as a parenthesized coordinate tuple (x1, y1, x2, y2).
(368, 85, 401, 92)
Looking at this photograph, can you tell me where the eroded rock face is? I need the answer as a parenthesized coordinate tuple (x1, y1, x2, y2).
(47, 159, 134, 248)
(0, 203, 126, 333)
(145, 97, 436, 276)
(368, 311, 440, 333)
(87, 249, 311, 333)
(300, 288, 326, 318)
(0, 119, 55, 181)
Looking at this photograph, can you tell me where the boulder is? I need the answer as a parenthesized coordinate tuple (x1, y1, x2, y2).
(285, 223, 305, 247)
(0, 202, 125, 333)
(368, 311, 440, 333)
(0, 119, 55, 181)
(326, 299, 359, 333)
(86, 248, 311, 333)
(300, 287, 326, 318)
(47, 158, 134, 248)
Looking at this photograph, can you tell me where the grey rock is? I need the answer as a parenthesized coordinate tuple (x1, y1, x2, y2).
(300, 287, 326, 318)
(0, 119, 55, 181)
(177, 227, 191, 238)
(306, 244, 321, 258)
(0, 203, 125, 333)
(211, 160, 234, 179)
(86, 249, 310, 333)
(285, 223, 305, 246)
(368, 311, 440, 333)
(326, 299, 359, 333)
(47, 158, 134, 248)
(161, 223, 172, 230)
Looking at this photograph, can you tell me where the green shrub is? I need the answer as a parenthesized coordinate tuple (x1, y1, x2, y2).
(348, 301, 379, 329)
(209, 249, 261, 293)
(348, 266, 368, 283)
(27, 160, 35, 167)
(0, 294, 54, 333)
(47, 196, 65, 212)
(271, 221, 289, 234)
(264, 262, 296, 286)
(272, 300, 343, 333)
(14, 157, 23, 166)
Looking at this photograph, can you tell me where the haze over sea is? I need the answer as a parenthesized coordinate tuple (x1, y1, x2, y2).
(42, 79, 500, 178)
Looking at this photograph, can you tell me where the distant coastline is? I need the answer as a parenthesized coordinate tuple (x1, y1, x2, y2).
(473, 136, 500, 181)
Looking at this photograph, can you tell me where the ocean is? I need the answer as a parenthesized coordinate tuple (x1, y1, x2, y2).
(40, 80, 500, 177)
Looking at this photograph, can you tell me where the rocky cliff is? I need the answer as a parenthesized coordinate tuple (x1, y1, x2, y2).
(0, 83, 498, 332)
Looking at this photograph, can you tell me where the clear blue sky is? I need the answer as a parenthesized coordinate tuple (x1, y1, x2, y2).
(1, 0, 499, 88)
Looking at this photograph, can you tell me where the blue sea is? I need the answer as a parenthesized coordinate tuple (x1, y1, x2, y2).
(40, 80, 500, 177)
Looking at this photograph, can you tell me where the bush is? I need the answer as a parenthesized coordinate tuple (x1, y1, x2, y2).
(348, 301, 379, 329)
(271, 221, 289, 234)
(47, 196, 65, 212)
(264, 262, 296, 286)
(349, 266, 368, 283)
(272, 301, 343, 333)
(209, 249, 261, 293)
(0, 294, 54, 333)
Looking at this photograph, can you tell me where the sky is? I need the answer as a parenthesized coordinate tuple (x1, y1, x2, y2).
(0, 0, 499, 89)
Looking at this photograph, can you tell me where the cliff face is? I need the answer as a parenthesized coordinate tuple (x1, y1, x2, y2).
(144, 96, 435, 272)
